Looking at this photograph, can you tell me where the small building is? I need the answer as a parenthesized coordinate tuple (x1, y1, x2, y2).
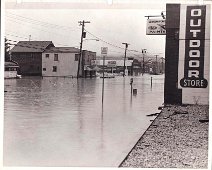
(82, 50, 97, 78)
(4, 61, 20, 79)
(42, 47, 80, 77)
(10, 41, 55, 76)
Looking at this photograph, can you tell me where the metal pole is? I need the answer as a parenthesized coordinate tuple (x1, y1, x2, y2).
(102, 55, 105, 104)
(142, 53, 144, 75)
(122, 43, 129, 77)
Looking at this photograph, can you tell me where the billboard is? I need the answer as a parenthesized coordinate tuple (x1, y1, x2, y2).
(107, 61, 116, 67)
(146, 19, 166, 35)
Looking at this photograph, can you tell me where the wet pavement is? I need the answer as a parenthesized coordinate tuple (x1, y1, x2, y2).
(4, 74, 164, 167)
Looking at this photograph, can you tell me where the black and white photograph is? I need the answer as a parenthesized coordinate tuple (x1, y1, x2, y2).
(1, 0, 211, 169)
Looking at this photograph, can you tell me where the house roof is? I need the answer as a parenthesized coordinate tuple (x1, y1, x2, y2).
(10, 41, 54, 53)
(43, 47, 80, 53)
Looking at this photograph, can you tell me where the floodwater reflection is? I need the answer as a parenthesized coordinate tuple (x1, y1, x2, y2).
(4, 75, 164, 167)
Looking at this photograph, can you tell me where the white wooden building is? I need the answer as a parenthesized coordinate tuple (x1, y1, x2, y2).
(42, 47, 80, 77)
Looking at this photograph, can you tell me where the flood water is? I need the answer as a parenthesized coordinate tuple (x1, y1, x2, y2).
(4, 74, 164, 167)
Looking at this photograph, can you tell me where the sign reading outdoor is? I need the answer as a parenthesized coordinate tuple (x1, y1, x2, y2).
(180, 6, 208, 88)
(146, 19, 166, 35)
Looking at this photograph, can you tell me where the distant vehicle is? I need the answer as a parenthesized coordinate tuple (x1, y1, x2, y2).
(4, 61, 21, 79)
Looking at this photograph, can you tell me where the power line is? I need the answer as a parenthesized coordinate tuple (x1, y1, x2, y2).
(6, 12, 80, 31)
(6, 18, 79, 39)
(6, 13, 163, 58)
(5, 33, 76, 47)
(85, 29, 125, 50)
(85, 29, 147, 57)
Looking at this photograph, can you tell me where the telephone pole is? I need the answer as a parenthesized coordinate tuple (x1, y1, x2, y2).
(142, 49, 147, 75)
(77, 20, 90, 79)
(122, 43, 130, 77)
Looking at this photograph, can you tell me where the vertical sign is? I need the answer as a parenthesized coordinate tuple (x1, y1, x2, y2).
(178, 4, 210, 104)
(179, 6, 208, 88)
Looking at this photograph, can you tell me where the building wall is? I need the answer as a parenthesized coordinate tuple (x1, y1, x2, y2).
(82, 50, 96, 77)
(11, 52, 42, 76)
(83, 50, 96, 65)
(42, 52, 79, 77)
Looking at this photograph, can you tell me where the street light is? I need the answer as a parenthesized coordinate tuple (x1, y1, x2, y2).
(84, 39, 99, 42)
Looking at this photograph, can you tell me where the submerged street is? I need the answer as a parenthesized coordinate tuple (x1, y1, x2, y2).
(4, 74, 164, 167)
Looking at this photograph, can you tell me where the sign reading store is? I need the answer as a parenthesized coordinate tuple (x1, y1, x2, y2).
(179, 6, 208, 88)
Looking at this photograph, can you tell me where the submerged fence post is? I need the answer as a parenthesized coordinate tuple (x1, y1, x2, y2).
(151, 77, 152, 88)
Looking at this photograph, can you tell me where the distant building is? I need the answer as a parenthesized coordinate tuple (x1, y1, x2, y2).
(92, 57, 133, 75)
(42, 47, 80, 77)
(10, 41, 55, 76)
(10, 41, 96, 77)
(82, 50, 97, 78)
(42, 48, 96, 78)
(4, 61, 20, 79)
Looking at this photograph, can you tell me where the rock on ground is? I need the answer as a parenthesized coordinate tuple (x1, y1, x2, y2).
(119, 105, 209, 168)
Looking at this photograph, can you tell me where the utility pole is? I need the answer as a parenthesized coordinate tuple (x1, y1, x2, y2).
(142, 49, 147, 76)
(155, 55, 158, 74)
(77, 20, 90, 79)
(161, 57, 164, 74)
(122, 43, 129, 77)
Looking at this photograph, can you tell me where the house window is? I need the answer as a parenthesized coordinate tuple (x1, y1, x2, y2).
(53, 66, 57, 72)
(54, 54, 58, 61)
(75, 54, 79, 61)
(46, 54, 49, 58)
(43, 68, 46, 71)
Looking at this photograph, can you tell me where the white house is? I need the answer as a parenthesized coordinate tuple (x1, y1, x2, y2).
(42, 47, 80, 77)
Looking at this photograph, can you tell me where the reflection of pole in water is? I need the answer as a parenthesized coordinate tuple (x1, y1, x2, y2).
(102, 55, 105, 105)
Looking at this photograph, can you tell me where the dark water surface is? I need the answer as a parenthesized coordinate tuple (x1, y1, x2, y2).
(4, 75, 164, 167)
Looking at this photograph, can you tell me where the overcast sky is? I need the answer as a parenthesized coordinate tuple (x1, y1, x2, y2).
(4, 0, 209, 57)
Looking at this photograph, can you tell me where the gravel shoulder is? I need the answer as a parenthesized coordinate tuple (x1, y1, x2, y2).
(119, 105, 209, 168)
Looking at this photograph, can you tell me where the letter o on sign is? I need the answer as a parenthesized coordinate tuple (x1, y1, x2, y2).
(191, 9, 202, 16)
(189, 50, 200, 57)
(189, 60, 200, 67)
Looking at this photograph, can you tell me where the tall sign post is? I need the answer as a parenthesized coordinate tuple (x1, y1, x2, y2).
(101, 47, 108, 105)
